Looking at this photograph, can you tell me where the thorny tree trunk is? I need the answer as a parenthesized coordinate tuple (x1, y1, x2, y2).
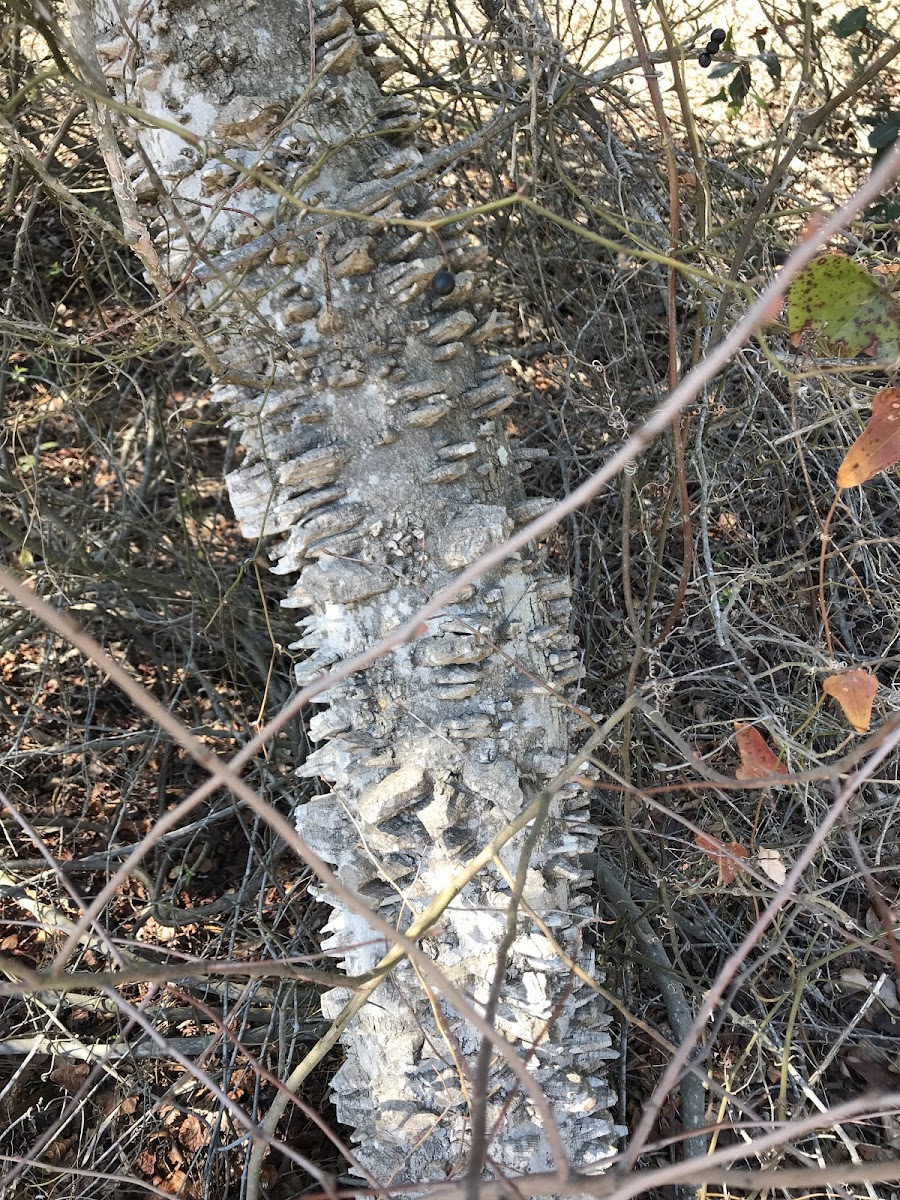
(74, 0, 620, 1186)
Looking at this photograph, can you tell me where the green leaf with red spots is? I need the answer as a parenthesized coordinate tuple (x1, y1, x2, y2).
(788, 253, 900, 364)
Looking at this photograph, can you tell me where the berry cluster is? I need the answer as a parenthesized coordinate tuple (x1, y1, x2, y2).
(698, 27, 726, 69)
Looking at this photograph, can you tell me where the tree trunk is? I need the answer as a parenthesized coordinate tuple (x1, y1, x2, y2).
(74, 0, 620, 1185)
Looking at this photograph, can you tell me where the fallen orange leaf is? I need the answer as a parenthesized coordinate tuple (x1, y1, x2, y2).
(837, 387, 900, 487)
(734, 722, 788, 780)
(823, 669, 878, 733)
(695, 832, 749, 885)
(796, 212, 825, 244)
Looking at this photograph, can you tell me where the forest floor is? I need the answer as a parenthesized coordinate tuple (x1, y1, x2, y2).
(2, 0, 900, 1196)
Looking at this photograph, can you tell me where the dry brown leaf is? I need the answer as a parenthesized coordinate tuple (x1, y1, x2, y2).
(734, 722, 788, 780)
(757, 847, 787, 885)
(93, 1088, 120, 1119)
(837, 388, 900, 487)
(135, 1148, 156, 1175)
(159, 1170, 189, 1196)
(44, 1135, 77, 1166)
(797, 212, 825, 243)
(49, 1063, 90, 1094)
(824, 669, 878, 733)
(838, 968, 871, 992)
(844, 1053, 900, 1092)
(695, 832, 749, 885)
(178, 1114, 208, 1153)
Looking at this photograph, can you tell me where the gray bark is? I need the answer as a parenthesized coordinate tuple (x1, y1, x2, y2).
(76, 0, 620, 1186)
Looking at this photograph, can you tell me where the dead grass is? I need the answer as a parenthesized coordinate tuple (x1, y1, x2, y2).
(428, 0, 900, 1186)
(2, 0, 900, 1196)
(0, 51, 335, 1196)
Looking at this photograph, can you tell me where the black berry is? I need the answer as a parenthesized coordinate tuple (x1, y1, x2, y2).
(430, 269, 456, 296)
(698, 51, 712, 67)
(710, 27, 727, 44)
(705, 41, 719, 55)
